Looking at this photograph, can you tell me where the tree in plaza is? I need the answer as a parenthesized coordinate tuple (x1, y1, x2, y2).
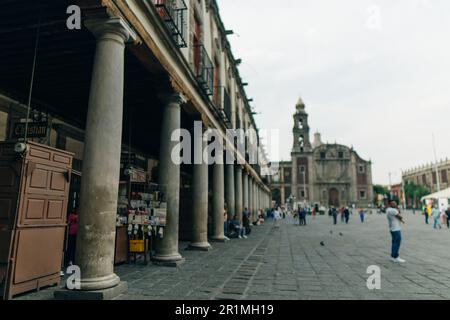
(404, 181, 430, 208)
(373, 185, 389, 205)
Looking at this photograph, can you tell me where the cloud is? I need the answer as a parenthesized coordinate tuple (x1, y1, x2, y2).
(218, 0, 450, 184)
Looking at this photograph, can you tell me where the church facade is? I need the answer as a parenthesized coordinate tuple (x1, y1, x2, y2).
(269, 99, 374, 208)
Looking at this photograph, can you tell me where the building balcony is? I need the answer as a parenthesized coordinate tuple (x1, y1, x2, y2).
(193, 44, 214, 96)
(213, 86, 232, 126)
(152, 0, 188, 48)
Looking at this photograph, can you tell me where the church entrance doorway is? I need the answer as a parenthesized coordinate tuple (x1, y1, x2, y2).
(329, 188, 340, 207)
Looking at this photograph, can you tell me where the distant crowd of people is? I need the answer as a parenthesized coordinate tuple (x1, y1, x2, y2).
(422, 204, 450, 230)
(223, 206, 267, 240)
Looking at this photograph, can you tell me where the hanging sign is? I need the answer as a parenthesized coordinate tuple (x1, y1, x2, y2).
(12, 122, 48, 139)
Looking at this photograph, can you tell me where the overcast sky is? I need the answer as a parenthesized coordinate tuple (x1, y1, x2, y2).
(218, 0, 450, 185)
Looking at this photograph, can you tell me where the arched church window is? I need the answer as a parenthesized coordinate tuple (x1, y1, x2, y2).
(299, 119, 304, 129)
(320, 151, 326, 159)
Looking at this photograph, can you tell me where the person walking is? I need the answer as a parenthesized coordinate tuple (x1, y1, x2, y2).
(422, 205, 427, 224)
(67, 208, 78, 266)
(274, 207, 281, 221)
(340, 207, 345, 223)
(223, 207, 230, 240)
(432, 206, 442, 230)
(301, 207, 307, 226)
(297, 207, 303, 226)
(331, 207, 338, 225)
(359, 208, 365, 223)
(426, 204, 432, 225)
(445, 207, 450, 229)
(243, 208, 251, 236)
(344, 207, 351, 224)
(387, 201, 406, 263)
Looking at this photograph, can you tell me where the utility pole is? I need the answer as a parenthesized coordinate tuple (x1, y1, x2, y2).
(432, 133, 441, 192)
(388, 172, 392, 189)
(400, 169, 407, 210)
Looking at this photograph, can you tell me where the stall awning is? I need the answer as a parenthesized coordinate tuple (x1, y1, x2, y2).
(421, 188, 450, 201)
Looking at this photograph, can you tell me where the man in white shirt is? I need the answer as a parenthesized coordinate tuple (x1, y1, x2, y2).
(386, 201, 406, 263)
(274, 208, 281, 221)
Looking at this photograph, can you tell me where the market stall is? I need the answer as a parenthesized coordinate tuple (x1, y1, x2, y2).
(115, 166, 167, 265)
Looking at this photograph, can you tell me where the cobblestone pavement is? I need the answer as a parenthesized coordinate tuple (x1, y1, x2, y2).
(16, 211, 450, 300)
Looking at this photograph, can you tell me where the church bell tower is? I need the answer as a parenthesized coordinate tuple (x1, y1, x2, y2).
(292, 97, 312, 154)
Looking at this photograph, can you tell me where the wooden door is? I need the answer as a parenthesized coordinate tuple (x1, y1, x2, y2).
(329, 188, 340, 207)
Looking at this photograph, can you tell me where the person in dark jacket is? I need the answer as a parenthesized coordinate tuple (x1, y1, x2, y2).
(331, 207, 338, 225)
(298, 207, 307, 226)
(344, 207, 351, 224)
(446, 207, 450, 229)
(243, 208, 251, 235)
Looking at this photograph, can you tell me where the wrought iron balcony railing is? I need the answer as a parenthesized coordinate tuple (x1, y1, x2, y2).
(152, 0, 188, 48)
(194, 44, 214, 96)
(213, 86, 232, 126)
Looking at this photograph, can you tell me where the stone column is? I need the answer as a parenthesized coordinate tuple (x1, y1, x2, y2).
(263, 190, 266, 210)
(153, 92, 186, 266)
(256, 186, 260, 211)
(243, 171, 249, 212)
(281, 185, 286, 206)
(189, 127, 211, 251)
(225, 164, 235, 220)
(74, 18, 135, 294)
(248, 177, 253, 221)
(253, 181, 258, 218)
(211, 154, 225, 242)
(235, 166, 243, 222)
(264, 191, 267, 209)
(259, 186, 262, 212)
(281, 167, 286, 205)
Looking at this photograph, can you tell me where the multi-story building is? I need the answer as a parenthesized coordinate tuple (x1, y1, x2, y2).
(268, 98, 374, 208)
(402, 159, 450, 193)
(0, 0, 271, 299)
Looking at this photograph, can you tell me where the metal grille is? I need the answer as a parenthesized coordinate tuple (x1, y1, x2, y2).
(194, 44, 214, 96)
(152, 0, 188, 48)
(223, 88, 232, 123)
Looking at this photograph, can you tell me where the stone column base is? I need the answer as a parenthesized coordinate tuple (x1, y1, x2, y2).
(209, 237, 228, 243)
(152, 254, 185, 268)
(54, 281, 127, 300)
(187, 242, 212, 251)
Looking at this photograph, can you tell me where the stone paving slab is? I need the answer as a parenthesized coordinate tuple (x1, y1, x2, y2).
(14, 211, 450, 300)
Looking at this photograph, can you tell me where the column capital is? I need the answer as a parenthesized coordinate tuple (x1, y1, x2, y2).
(85, 17, 137, 43)
(158, 92, 187, 106)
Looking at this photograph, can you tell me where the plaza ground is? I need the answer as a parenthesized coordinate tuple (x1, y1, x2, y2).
(16, 211, 450, 300)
